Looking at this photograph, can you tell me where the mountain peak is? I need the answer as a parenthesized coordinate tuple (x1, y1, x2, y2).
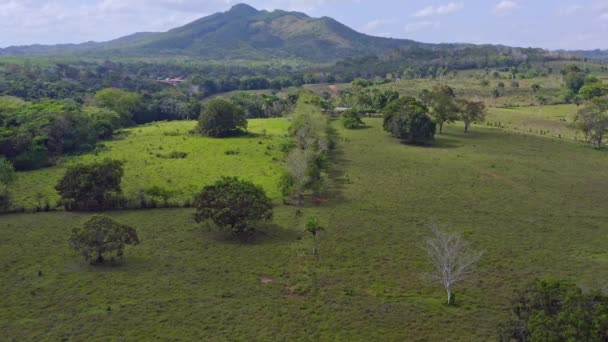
(228, 3, 258, 15)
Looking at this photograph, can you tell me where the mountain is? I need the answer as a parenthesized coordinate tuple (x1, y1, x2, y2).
(0, 3, 576, 63)
(0, 3, 421, 61)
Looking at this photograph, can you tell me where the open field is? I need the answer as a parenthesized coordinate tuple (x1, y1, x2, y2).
(380, 76, 567, 107)
(487, 104, 580, 140)
(10, 119, 289, 209)
(2, 118, 608, 340)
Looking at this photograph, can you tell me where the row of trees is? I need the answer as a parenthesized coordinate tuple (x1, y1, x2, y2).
(280, 91, 333, 206)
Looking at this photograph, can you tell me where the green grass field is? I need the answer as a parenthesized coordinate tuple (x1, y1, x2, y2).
(11, 119, 289, 209)
(380, 75, 567, 107)
(487, 104, 581, 140)
(2, 118, 608, 340)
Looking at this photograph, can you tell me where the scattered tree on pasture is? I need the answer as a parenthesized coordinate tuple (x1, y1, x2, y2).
(456, 99, 486, 133)
(341, 109, 366, 129)
(575, 98, 608, 149)
(530, 83, 541, 93)
(305, 216, 324, 255)
(383, 97, 436, 145)
(424, 222, 482, 305)
(562, 64, 586, 93)
(69, 215, 139, 264)
(491, 88, 500, 105)
(428, 84, 458, 134)
(198, 97, 247, 137)
(55, 159, 124, 211)
(193, 177, 273, 236)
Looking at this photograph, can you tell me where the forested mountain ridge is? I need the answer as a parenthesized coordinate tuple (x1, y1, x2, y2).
(0, 3, 575, 63)
(0, 4, 416, 61)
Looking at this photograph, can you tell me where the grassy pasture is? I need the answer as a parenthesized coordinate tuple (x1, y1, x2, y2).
(11, 119, 289, 209)
(2, 118, 608, 340)
(380, 75, 566, 107)
(486, 104, 582, 140)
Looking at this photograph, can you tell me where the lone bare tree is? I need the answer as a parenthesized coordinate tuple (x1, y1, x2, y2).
(424, 222, 482, 305)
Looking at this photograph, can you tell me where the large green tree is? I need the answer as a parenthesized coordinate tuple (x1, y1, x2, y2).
(193, 177, 273, 235)
(383, 97, 436, 145)
(55, 159, 124, 211)
(456, 99, 486, 133)
(69, 215, 140, 264)
(428, 84, 458, 134)
(575, 98, 608, 149)
(198, 97, 247, 137)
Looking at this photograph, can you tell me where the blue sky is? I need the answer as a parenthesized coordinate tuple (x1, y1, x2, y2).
(0, 0, 606, 50)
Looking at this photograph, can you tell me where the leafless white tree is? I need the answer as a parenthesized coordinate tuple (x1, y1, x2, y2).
(424, 222, 482, 305)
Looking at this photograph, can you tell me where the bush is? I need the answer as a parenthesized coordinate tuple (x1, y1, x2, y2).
(383, 97, 436, 145)
(497, 279, 608, 341)
(341, 109, 366, 129)
(0, 189, 11, 212)
(198, 97, 247, 137)
(160, 151, 188, 159)
(224, 149, 240, 155)
(55, 159, 124, 211)
(193, 177, 273, 236)
(69, 215, 139, 264)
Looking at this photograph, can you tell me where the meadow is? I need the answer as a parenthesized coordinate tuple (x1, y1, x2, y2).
(10, 119, 289, 209)
(2, 117, 608, 340)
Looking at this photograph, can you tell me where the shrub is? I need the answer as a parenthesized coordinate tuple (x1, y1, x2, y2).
(160, 151, 188, 159)
(497, 279, 608, 341)
(193, 177, 273, 236)
(55, 159, 124, 211)
(69, 215, 140, 264)
(0, 189, 11, 212)
(0, 158, 15, 212)
(224, 149, 240, 155)
(198, 97, 247, 137)
(341, 109, 365, 129)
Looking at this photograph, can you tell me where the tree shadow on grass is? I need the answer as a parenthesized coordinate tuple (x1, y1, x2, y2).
(201, 223, 303, 245)
(431, 135, 462, 149)
(65, 255, 151, 273)
(324, 136, 352, 208)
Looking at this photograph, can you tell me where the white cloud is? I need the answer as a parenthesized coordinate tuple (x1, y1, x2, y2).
(404, 21, 440, 33)
(413, 2, 464, 17)
(494, 0, 519, 15)
(0, 0, 233, 47)
(364, 19, 394, 32)
(558, 4, 582, 16)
